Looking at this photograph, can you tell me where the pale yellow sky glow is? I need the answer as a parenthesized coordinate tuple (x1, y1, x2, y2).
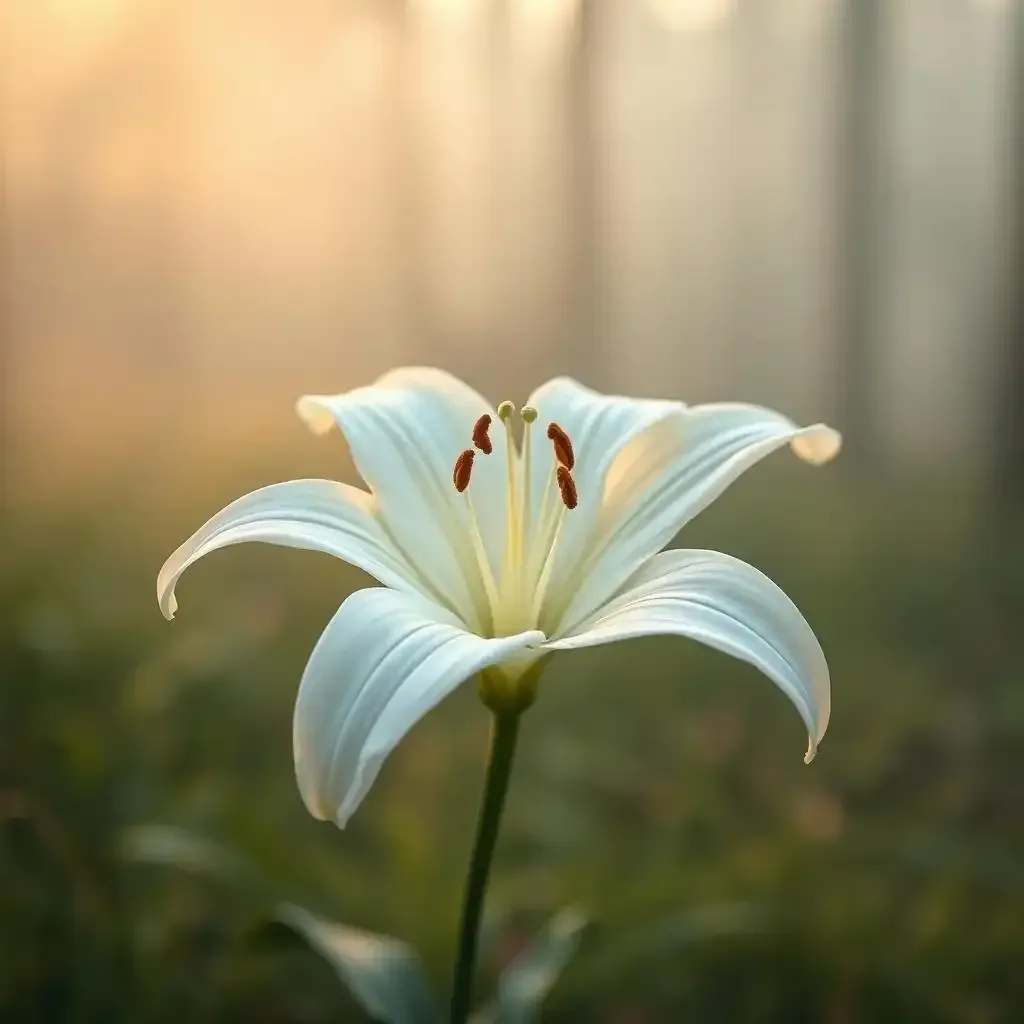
(647, 0, 737, 33)
(2, 0, 1014, 501)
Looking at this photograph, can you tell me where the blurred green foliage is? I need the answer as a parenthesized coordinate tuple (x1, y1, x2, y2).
(2, 470, 1023, 1022)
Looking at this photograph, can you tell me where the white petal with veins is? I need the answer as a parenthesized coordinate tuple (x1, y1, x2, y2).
(556, 403, 841, 633)
(523, 376, 685, 624)
(298, 367, 508, 630)
(545, 549, 830, 761)
(293, 588, 544, 826)
(157, 480, 426, 620)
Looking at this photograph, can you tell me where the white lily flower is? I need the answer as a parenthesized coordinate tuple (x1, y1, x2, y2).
(158, 367, 840, 828)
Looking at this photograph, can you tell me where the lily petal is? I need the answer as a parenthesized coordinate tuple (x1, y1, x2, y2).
(297, 367, 509, 632)
(558, 403, 841, 632)
(157, 480, 427, 620)
(524, 377, 685, 614)
(545, 549, 830, 761)
(294, 587, 544, 827)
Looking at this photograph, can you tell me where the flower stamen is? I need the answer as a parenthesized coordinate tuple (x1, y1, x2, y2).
(453, 448, 475, 493)
(527, 430, 579, 625)
(520, 407, 537, 532)
(519, 405, 537, 592)
(547, 421, 575, 471)
(495, 401, 524, 628)
(527, 422, 577, 576)
(556, 465, 578, 510)
(472, 414, 493, 455)
(455, 406, 580, 636)
(452, 446, 499, 625)
(531, 498, 569, 625)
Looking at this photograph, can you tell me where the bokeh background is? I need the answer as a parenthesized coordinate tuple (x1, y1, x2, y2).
(3, 0, 1023, 1020)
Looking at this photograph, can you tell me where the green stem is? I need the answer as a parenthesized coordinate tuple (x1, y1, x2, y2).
(449, 711, 521, 1024)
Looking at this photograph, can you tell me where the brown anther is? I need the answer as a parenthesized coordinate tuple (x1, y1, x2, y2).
(472, 414, 493, 454)
(453, 449, 475, 493)
(547, 421, 575, 471)
(556, 465, 578, 510)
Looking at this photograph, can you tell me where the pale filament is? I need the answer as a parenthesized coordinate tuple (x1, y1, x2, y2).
(453, 447, 501, 626)
(465, 491, 501, 617)
(454, 403, 577, 636)
(529, 496, 568, 625)
(526, 471, 558, 584)
(497, 402, 523, 620)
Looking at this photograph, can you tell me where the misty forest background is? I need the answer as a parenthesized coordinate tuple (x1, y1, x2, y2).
(3, 0, 1024, 1021)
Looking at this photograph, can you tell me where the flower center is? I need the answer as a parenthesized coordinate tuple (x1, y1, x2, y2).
(452, 402, 578, 638)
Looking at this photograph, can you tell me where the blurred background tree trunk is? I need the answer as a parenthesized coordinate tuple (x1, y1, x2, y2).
(995, 0, 1024, 507)
(567, 0, 603, 388)
(835, 0, 884, 472)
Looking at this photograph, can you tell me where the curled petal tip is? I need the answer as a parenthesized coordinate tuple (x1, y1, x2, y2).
(157, 577, 178, 620)
(295, 396, 335, 436)
(333, 801, 356, 830)
(803, 741, 817, 765)
(295, 753, 341, 825)
(318, 796, 349, 829)
(791, 425, 842, 466)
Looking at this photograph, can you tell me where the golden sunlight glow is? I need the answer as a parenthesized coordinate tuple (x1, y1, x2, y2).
(49, 0, 132, 22)
(648, 0, 737, 33)
(42, 0, 137, 54)
(409, 0, 480, 26)
(511, 0, 577, 59)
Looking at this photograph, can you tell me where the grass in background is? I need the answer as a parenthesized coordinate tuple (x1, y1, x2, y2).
(2, 470, 1022, 1022)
